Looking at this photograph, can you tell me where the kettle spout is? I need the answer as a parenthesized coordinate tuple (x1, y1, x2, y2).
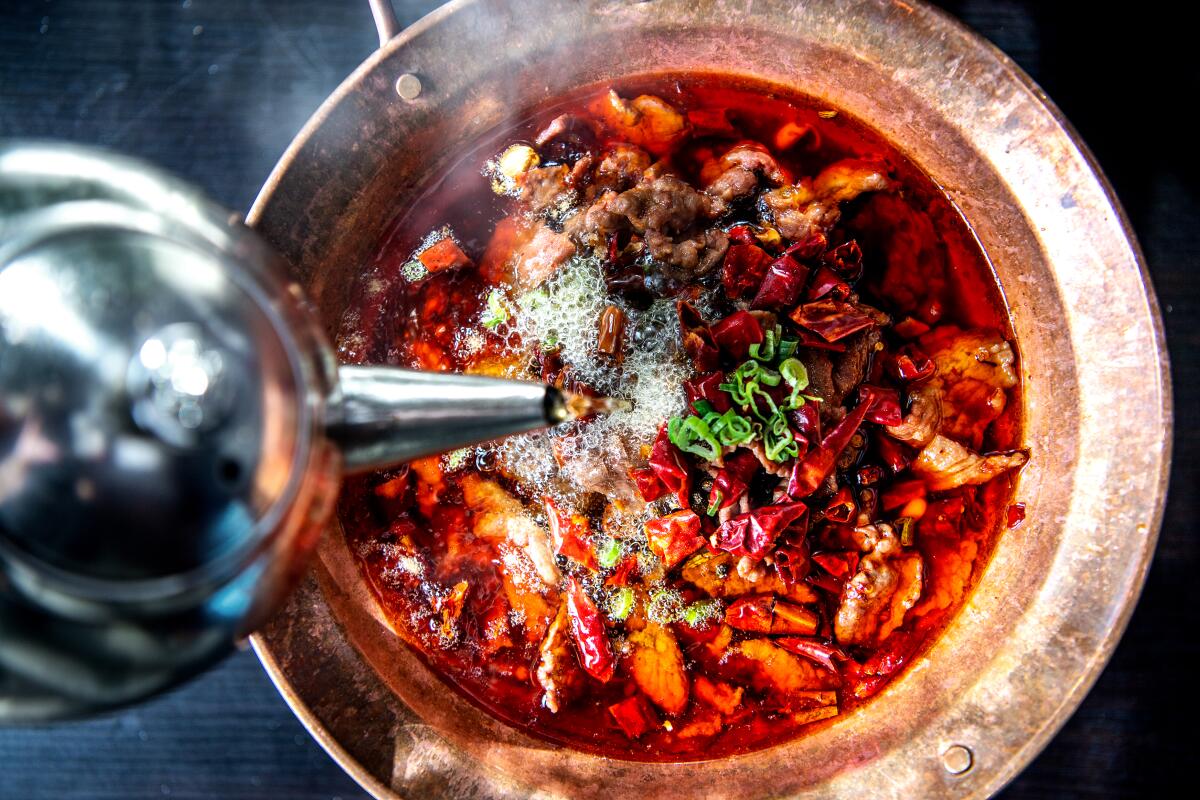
(327, 366, 568, 473)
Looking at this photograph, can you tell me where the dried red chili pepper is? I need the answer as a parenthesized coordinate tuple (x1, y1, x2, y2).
(787, 392, 875, 498)
(823, 485, 857, 523)
(713, 502, 808, 559)
(775, 637, 843, 672)
(783, 232, 828, 260)
(726, 224, 758, 246)
(724, 595, 818, 635)
(597, 304, 625, 357)
(566, 577, 615, 683)
(888, 352, 936, 382)
(1006, 502, 1027, 529)
(793, 326, 847, 352)
(608, 694, 659, 739)
(859, 384, 902, 426)
(711, 310, 765, 362)
(750, 254, 810, 311)
(723, 595, 775, 633)
(678, 300, 719, 372)
(605, 555, 639, 587)
(707, 449, 760, 513)
(790, 299, 877, 342)
(822, 240, 863, 280)
(645, 509, 706, 570)
(773, 538, 811, 584)
(876, 435, 913, 474)
(810, 551, 859, 594)
(630, 467, 668, 502)
(684, 371, 732, 414)
(545, 497, 599, 570)
(789, 402, 821, 451)
(806, 266, 850, 301)
(721, 242, 775, 300)
(649, 423, 691, 507)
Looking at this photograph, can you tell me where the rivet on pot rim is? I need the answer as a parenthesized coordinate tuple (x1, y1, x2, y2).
(395, 73, 422, 101)
(941, 744, 973, 775)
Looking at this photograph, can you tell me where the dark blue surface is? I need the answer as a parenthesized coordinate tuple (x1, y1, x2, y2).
(1, 1, 1195, 798)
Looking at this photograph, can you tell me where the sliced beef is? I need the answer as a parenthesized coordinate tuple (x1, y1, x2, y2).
(535, 603, 586, 712)
(834, 523, 923, 647)
(761, 159, 890, 241)
(911, 435, 1027, 491)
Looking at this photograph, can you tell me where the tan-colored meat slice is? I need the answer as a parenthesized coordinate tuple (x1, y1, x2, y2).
(510, 221, 577, 291)
(692, 675, 743, 715)
(761, 159, 890, 241)
(626, 623, 690, 715)
(498, 545, 555, 643)
(911, 434, 1027, 491)
(535, 603, 585, 713)
(588, 90, 691, 156)
(461, 474, 560, 587)
(681, 551, 818, 603)
(885, 383, 943, 448)
(922, 328, 1017, 449)
(834, 524, 924, 646)
(733, 639, 838, 693)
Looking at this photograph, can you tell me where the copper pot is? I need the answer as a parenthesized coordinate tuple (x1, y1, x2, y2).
(247, 1, 1171, 797)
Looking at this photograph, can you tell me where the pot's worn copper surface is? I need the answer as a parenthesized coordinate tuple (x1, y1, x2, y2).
(248, 1, 1171, 797)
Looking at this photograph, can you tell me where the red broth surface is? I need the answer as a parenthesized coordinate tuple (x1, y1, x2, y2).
(335, 74, 1024, 761)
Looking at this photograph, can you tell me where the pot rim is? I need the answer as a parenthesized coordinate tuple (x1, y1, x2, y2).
(248, 1, 1172, 797)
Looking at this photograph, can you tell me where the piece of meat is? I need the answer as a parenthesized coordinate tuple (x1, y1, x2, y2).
(553, 431, 643, 511)
(517, 164, 574, 215)
(681, 550, 818, 603)
(801, 351, 836, 407)
(834, 523, 924, 646)
(461, 474, 560, 587)
(626, 623, 690, 715)
(830, 327, 882, 406)
(605, 175, 718, 236)
(535, 603, 586, 712)
(703, 142, 790, 203)
(919, 327, 1019, 450)
(592, 144, 652, 193)
(885, 384, 942, 448)
(510, 222, 576, 290)
(761, 159, 891, 241)
(728, 639, 839, 693)
(644, 226, 729, 275)
(911, 434, 1027, 491)
(588, 90, 691, 156)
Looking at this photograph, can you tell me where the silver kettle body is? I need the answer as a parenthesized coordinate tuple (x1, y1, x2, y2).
(0, 143, 568, 720)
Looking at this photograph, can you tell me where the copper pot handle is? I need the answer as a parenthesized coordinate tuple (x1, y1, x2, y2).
(367, 0, 401, 47)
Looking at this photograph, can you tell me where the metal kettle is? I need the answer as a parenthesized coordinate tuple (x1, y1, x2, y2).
(0, 143, 569, 721)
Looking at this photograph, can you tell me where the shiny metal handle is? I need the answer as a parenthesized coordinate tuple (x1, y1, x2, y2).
(328, 366, 567, 472)
(368, 0, 401, 47)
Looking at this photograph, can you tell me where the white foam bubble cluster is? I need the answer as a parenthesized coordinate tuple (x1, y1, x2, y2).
(480, 255, 691, 515)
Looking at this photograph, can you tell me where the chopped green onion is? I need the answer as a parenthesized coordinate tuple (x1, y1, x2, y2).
(897, 517, 916, 547)
(706, 490, 724, 517)
(778, 337, 799, 359)
(607, 587, 635, 621)
(762, 412, 799, 462)
(682, 599, 723, 627)
(668, 414, 722, 462)
(481, 289, 510, 329)
(703, 408, 755, 447)
(693, 399, 716, 417)
(748, 326, 778, 362)
(596, 537, 623, 569)
(647, 588, 685, 624)
(779, 357, 810, 409)
(443, 447, 473, 470)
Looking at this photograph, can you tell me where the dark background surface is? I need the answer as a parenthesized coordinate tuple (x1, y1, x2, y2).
(0, 1, 1194, 798)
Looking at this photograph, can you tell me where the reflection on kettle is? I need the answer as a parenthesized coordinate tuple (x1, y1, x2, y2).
(0, 143, 577, 721)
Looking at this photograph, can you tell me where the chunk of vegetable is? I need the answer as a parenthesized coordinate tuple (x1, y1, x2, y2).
(626, 623, 690, 715)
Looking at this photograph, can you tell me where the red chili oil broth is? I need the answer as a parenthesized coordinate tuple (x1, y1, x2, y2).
(335, 73, 1023, 761)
